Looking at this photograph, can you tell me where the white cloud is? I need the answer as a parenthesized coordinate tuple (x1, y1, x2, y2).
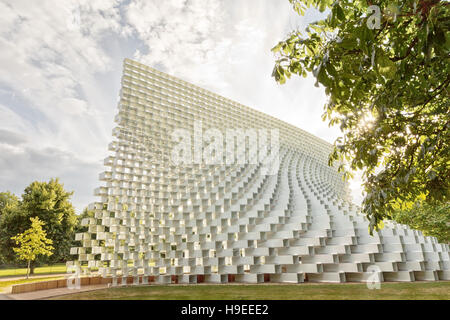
(0, 103, 29, 133)
(0, 142, 102, 211)
(126, 0, 227, 78)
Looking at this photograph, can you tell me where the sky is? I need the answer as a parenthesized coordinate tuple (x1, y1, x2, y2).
(0, 0, 364, 213)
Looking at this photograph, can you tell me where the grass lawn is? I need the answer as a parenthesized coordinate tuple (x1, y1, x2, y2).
(51, 281, 450, 300)
(0, 264, 67, 278)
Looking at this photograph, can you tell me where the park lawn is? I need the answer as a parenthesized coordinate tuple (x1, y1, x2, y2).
(52, 281, 450, 300)
(0, 264, 67, 278)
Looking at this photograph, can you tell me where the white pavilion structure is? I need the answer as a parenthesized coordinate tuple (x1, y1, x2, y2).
(70, 59, 450, 284)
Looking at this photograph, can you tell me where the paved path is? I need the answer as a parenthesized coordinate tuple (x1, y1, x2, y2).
(6, 284, 108, 300)
(0, 294, 13, 300)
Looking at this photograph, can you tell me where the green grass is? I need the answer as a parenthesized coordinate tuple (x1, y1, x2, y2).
(51, 281, 450, 300)
(0, 276, 64, 292)
(0, 264, 67, 278)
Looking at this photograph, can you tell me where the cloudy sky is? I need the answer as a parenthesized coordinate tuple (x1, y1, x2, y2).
(0, 0, 364, 213)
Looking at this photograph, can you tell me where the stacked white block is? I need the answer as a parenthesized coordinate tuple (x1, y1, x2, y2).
(70, 58, 450, 284)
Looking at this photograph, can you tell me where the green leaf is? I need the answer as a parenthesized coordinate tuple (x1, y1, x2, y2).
(335, 4, 345, 21)
(376, 51, 397, 78)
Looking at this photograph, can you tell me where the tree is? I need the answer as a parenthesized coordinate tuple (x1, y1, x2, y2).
(11, 217, 54, 279)
(20, 178, 78, 264)
(392, 201, 450, 243)
(272, 0, 449, 233)
(0, 192, 19, 214)
(0, 179, 78, 269)
(0, 192, 25, 265)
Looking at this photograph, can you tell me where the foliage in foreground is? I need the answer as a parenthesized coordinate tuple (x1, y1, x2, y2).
(272, 0, 450, 232)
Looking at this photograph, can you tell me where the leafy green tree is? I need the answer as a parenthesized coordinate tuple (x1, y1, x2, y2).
(20, 178, 78, 264)
(0, 192, 19, 214)
(272, 0, 449, 232)
(0, 179, 78, 269)
(392, 202, 450, 243)
(11, 217, 54, 279)
(0, 192, 26, 265)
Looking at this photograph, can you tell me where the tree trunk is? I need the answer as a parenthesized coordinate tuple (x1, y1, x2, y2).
(26, 260, 30, 279)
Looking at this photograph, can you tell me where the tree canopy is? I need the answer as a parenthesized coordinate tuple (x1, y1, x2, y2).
(272, 0, 449, 233)
(0, 179, 78, 266)
(0, 192, 27, 264)
(0, 192, 19, 214)
(20, 178, 78, 262)
(392, 202, 450, 243)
